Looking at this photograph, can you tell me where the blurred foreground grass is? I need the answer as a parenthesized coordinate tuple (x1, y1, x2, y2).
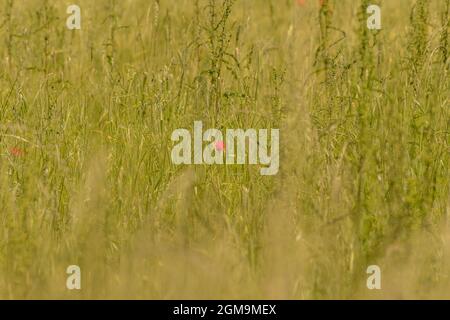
(0, 0, 448, 299)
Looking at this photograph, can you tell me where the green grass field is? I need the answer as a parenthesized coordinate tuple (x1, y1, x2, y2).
(0, 0, 448, 299)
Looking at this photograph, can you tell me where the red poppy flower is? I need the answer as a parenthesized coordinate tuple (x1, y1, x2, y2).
(215, 141, 225, 152)
(10, 147, 24, 157)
